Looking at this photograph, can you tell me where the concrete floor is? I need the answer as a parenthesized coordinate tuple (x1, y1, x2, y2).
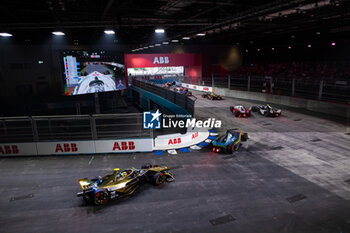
(0, 92, 349, 233)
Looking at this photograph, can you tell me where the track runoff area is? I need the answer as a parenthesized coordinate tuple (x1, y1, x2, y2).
(0, 90, 349, 233)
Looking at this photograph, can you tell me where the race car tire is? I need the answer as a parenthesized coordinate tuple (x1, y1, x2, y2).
(83, 194, 93, 205)
(247, 112, 251, 117)
(234, 143, 240, 151)
(235, 111, 240, 117)
(141, 164, 153, 169)
(152, 172, 166, 186)
(241, 133, 248, 141)
(229, 106, 234, 113)
(94, 191, 110, 206)
(250, 106, 258, 112)
(227, 143, 233, 154)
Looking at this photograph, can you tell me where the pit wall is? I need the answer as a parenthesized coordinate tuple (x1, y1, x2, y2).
(214, 87, 350, 119)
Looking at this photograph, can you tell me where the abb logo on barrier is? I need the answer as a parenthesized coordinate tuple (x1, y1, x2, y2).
(0, 145, 19, 154)
(168, 138, 181, 145)
(153, 57, 169, 64)
(203, 87, 209, 91)
(113, 141, 135, 151)
(55, 143, 78, 152)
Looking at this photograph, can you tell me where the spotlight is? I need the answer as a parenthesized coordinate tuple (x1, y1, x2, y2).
(288, 46, 292, 49)
(257, 48, 260, 51)
(162, 41, 169, 44)
(245, 49, 248, 52)
(308, 44, 312, 48)
(0, 32, 13, 37)
(52, 31, 65, 36)
(316, 32, 321, 35)
(331, 42, 336, 46)
(196, 33, 205, 36)
(104, 30, 115, 34)
(155, 44, 161, 46)
(155, 29, 165, 33)
(272, 48, 275, 51)
(171, 39, 179, 42)
(182, 37, 190, 40)
(149, 45, 154, 47)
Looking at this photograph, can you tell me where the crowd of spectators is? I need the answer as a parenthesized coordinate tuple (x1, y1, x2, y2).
(231, 61, 350, 80)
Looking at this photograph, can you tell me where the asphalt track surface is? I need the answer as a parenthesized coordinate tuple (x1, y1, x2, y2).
(0, 91, 349, 233)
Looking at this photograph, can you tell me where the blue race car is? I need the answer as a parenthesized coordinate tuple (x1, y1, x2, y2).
(211, 130, 248, 154)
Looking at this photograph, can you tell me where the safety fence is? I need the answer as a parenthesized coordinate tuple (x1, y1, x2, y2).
(183, 75, 350, 104)
(132, 78, 195, 115)
(0, 113, 151, 143)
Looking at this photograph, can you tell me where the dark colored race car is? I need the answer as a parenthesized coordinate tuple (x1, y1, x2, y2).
(211, 130, 249, 153)
(179, 88, 193, 96)
(77, 165, 174, 205)
(229, 105, 251, 117)
(202, 93, 223, 100)
(250, 104, 282, 117)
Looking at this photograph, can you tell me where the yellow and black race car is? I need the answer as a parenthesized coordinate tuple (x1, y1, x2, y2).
(202, 93, 223, 100)
(77, 165, 174, 205)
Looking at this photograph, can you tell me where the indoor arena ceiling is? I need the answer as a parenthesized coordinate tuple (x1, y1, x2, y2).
(0, 0, 350, 46)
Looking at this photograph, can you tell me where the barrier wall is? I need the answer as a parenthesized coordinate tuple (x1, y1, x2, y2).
(214, 87, 350, 119)
(153, 129, 210, 150)
(0, 132, 209, 156)
(180, 82, 213, 92)
(0, 138, 153, 156)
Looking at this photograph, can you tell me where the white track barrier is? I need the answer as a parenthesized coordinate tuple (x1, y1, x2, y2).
(0, 138, 153, 156)
(179, 82, 212, 92)
(153, 129, 210, 150)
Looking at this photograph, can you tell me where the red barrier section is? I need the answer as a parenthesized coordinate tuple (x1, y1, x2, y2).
(124, 53, 202, 84)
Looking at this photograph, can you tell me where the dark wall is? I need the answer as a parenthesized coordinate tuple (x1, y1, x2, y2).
(0, 43, 128, 99)
(1, 40, 349, 99)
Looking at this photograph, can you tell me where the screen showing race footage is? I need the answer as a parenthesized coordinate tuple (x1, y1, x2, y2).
(62, 50, 126, 96)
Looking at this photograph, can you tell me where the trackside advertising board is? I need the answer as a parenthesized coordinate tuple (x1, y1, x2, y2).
(0, 143, 37, 156)
(154, 130, 210, 150)
(180, 83, 212, 92)
(0, 138, 153, 156)
(95, 139, 153, 153)
(36, 141, 96, 155)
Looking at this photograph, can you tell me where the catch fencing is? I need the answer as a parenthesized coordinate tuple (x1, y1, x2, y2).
(183, 75, 350, 104)
(0, 113, 151, 143)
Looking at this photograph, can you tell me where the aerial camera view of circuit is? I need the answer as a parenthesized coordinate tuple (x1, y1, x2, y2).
(63, 51, 125, 95)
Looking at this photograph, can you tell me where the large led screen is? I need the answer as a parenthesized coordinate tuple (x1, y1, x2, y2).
(62, 51, 125, 96)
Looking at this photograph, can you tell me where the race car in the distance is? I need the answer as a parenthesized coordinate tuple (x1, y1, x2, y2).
(250, 104, 282, 117)
(164, 81, 176, 88)
(211, 130, 248, 153)
(77, 165, 174, 205)
(202, 93, 223, 100)
(178, 88, 193, 96)
(229, 105, 251, 117)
